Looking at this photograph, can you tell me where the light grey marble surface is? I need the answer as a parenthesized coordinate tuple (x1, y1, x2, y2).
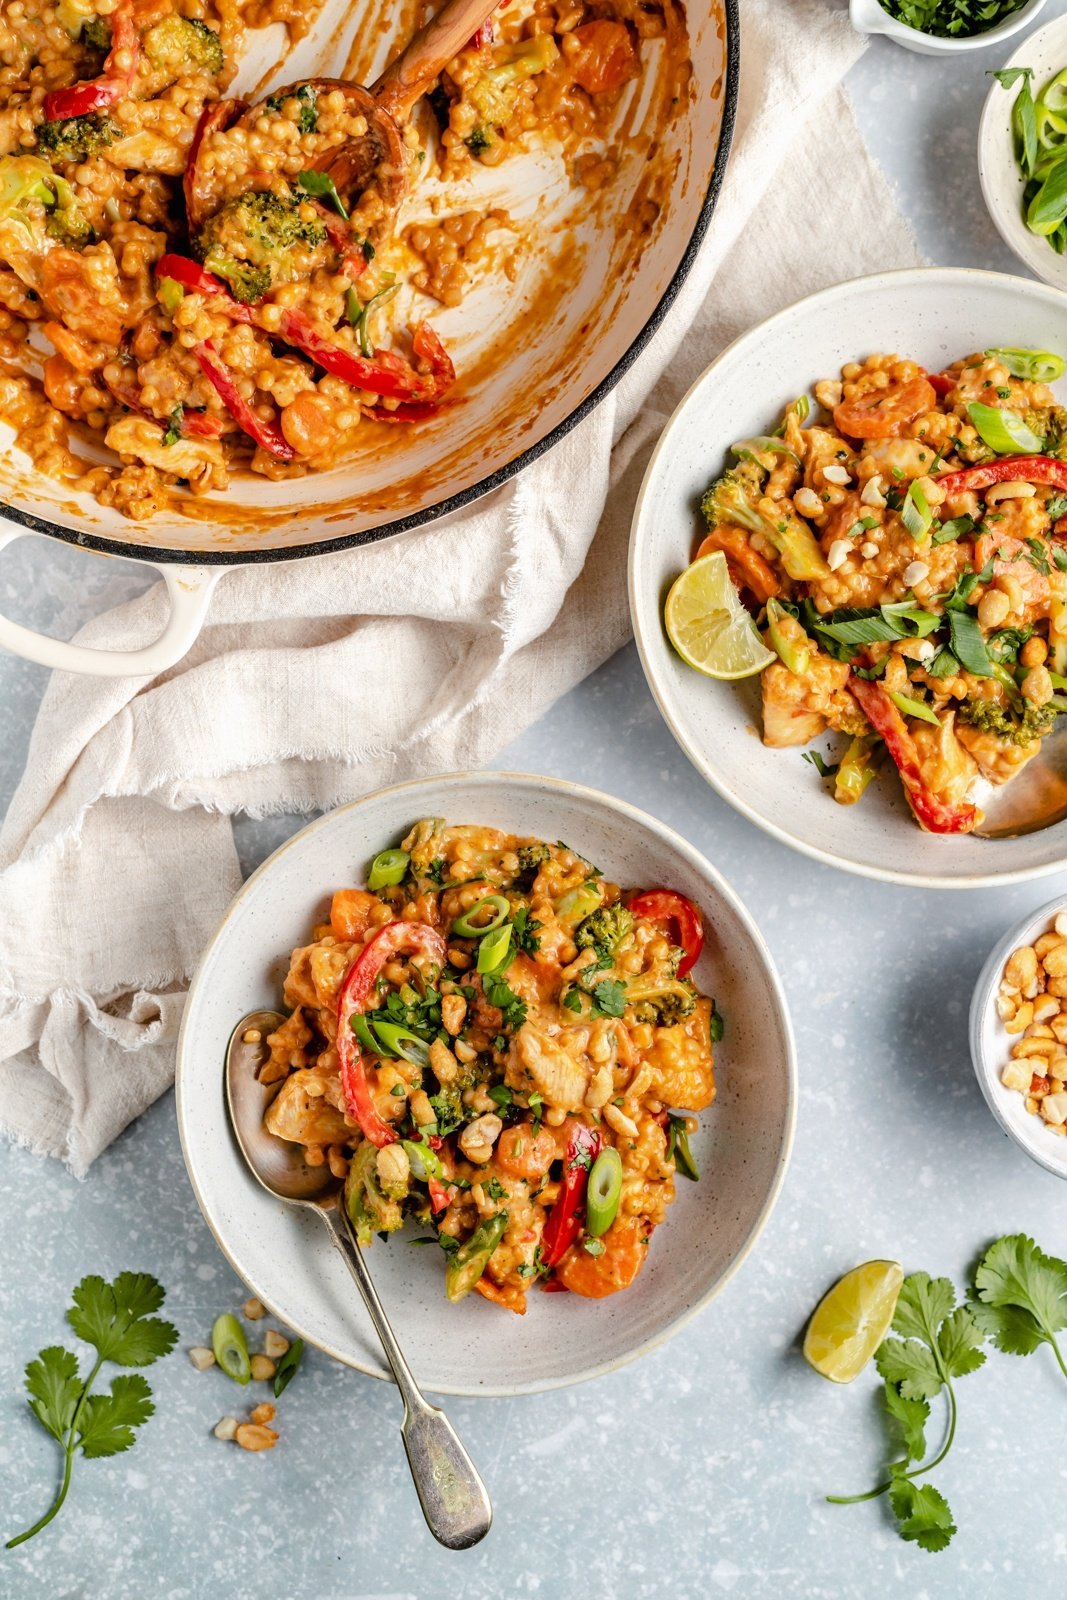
(4, 7, 1067, 1598)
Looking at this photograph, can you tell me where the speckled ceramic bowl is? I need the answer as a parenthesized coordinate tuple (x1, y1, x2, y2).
(979, 13, 1067, 292)
(175, 772, 796, 1395)
(629, 266, 1067, 888)
(970, 894, 1067, 1179)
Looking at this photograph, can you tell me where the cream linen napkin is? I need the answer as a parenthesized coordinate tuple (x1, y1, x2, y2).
(0, 0, 922, 1173)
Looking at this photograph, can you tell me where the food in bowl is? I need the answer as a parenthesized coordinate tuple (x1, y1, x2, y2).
(0, 0, 654, 518)
(666, 344, 1067, 836)
(996, 911, 1067, 1135)
(258, 819, 720, 1313)
(990, 63, 1067, 261)
(876, 0, 1030, 38)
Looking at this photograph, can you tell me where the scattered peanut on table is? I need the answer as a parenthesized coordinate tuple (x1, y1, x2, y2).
(997, 912, 1067, 1134)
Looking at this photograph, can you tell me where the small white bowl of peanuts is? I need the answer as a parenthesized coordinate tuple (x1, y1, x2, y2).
(971, 895, 1067, 1178)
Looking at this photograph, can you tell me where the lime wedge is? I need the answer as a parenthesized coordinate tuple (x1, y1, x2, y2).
(664, 551, 775, 680)
(803, 1259, 904, 1384)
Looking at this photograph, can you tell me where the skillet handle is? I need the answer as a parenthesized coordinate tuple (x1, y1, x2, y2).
(0, 527, 220, 678)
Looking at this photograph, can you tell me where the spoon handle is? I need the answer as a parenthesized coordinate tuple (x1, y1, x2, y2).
(323, 1205, 493, 1550)
(374, 0, 501, 120)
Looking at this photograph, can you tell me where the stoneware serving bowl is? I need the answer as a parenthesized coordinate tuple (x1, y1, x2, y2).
(850, 0, 1047, 56)
(0, 0, 737, 677)
(175, 771, 796, 1395)
(979, 12, 1067, 292)
(970, 894, 1067, 1179)
(628, 266, 1067, 889)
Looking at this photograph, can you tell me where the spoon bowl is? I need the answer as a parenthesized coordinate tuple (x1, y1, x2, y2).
(224, 1007, 492, 1550)
(972, 725, 1067, 839)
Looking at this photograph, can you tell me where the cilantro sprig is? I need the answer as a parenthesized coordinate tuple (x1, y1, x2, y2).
(828, 1272, 985, 1552)
(971, 1234, 1067, 1383)
(7, 1274, 176, 1548)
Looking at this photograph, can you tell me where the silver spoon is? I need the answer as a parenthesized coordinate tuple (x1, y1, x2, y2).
(225, 1010, 492, 1551)
(971, 731, 1067, 838)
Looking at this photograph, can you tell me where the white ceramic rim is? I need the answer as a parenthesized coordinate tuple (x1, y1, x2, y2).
(628, 264, 1067, 892)
(174, 770, 798, 1395)
(850, 0, 1048, 53)
(969, 891, 1067, 1180)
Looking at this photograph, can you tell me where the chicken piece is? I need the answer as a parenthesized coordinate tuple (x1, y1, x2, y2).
(955, 721, 1043, 785)
(910, 711, 979, 810)
(641, 1000, 716, 1110)
(859, 436, 942, 481)
(105, 416, 225, 491)
(800, 425, 852, 487)
(761, 654, 866, 748)
(265, 1069, 351, 1146)
(505, 1019, 589, 1112)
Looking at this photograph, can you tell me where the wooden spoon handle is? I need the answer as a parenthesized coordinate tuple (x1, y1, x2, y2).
(374, 0, 501, 121)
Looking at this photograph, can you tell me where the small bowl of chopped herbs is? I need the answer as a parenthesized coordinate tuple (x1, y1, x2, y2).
(980, 14, 1067, 291)
(851, 0, 1047, 55)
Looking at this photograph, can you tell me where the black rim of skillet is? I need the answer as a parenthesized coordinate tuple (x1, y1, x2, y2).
(0, 3, 741, 569)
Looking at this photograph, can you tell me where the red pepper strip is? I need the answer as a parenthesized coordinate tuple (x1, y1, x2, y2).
(468, 17, 494, 47)
(411, 320, 456, 399)
(540, 1124, 602, 1269)
(428, 1176, 453, 1214)
(936, 455, 1067, 496)
(277, 308, 429, 399)
(626, 890, 705, 978)
(925, 370, 955, 398)
(155, 254, 253, 322)
(306, 201, 367, 279)
(336, 922, 448, 1147)
(184, 99, 246, 229)
(193, 340, 295, 461)
(44, 4, 139, 121)
(540, 1279, 569, 1293)
(848, 675, 977, 835)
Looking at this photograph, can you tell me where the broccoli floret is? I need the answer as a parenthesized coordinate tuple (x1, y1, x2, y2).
(266, 84, 318, 134)
(195, 191, 326, 302)
(144, 16, 224, 80)
(513, 841, 550, 889)
(700, 467, 828, 581)
(464, 126, 494, 155)
(0, 154, 93, 255)
(1025, 403, 1067, 458)
(575, 904, 634, 961)
(957, 698, 1058, 746)
(627, 978, 697, 1028)
(36, 113, 117, 165)
(468, 35, 559, 130)
(344, 1143, 403, 1248)
(82, 16, 111, 51)
(428, 1086, 466, 1138)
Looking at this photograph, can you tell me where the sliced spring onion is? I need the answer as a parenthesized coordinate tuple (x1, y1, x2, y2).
(772, 394, 810, 437)
(730, 435, 800, 466)
(833, 737, 878, 805)
(476, 923, 512, 975)
(367, 848, 409, 891)
(1027, 157, 1067, 237)
(948, 609, 995, 677)
(445, 1211, 509, 1303)
(887, 690, 940, 726)
(452, 895, 509, 937)
(586, 1147, 623, 1238)
(811, 602, 940, 649)
(986, 347, 1067, 383)
(371, 1020, 430, 1068)
(211, 1313, 251, 1385)
(901, 479, 934, 540)
(966, 401, 1045, 454)
(666, 1115, 698, 1182)
(765, 597, 810, 676)
(351, 1013, 384, 1055)
(401, 1138, 445, 1183)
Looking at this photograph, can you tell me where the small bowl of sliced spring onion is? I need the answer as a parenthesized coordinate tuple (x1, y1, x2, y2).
(980, 14, 1067, 290)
